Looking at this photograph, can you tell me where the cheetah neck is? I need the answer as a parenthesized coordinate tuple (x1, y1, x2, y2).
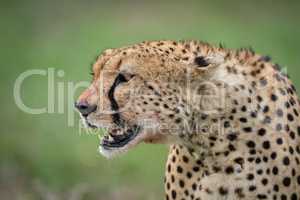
(164, 44, 300, 199)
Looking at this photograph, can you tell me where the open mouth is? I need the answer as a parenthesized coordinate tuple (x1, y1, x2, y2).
(81, 114, 145, 157)
(101, 125, 141, 150)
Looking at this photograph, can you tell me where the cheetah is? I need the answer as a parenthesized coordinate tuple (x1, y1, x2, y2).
(76, 40, 300, 199)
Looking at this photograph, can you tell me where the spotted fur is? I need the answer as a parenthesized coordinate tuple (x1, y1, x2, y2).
(77, 40, 300, 200)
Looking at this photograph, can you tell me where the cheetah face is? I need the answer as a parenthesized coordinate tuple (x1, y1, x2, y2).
(75, 42, 220, 157)
(75, 52, 197, 157)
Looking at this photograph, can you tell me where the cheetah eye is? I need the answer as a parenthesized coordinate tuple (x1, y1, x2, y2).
(114, 73, 135, 86)
(119, 72, 135, 82)
(115, 73, 128, 84)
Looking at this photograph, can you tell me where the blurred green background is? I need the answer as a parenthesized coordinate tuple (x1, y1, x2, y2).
(1, 0, 300, 199)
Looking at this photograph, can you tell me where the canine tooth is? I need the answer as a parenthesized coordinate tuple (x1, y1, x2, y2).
(108, 134, 115, 141)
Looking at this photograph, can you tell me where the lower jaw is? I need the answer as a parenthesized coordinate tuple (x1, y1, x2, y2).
(100, 125, 141, 150)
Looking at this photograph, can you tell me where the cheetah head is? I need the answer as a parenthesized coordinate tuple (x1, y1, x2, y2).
(76, 41, 235, 157)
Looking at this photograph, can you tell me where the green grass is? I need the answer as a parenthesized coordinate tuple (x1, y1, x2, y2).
(1, 1, 300, 199)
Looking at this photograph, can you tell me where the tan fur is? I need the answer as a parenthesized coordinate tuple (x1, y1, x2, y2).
(77, 40, 300, 199)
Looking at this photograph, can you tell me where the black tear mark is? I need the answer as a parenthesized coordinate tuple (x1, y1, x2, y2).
(194, 56, 209, 67)
(108, 73, 128, 127)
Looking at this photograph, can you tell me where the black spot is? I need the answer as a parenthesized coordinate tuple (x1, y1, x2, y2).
(167, 164, 171, 172)
(234, 157, 244, 166)
(257, 194, 267, 199)
(247, 173, 254, 180)
(182, 155, 189, 163)
(257, 95, 263, 102)
(192, 183, 197, 190)
(270, 152, 277, 160)
(166, 182, 170, 190)
(186, 171, 192, 179)
(243, 127, 252, 133)
(287, 113, 294, 121)
(184, 189, 189, 196)
(239, 117, 247, 123)
(291, 193, 298, 200)
(163, 104, 169, 109)
(179, 180, 185, 188)
(251, 111, 257, 118)
(290, 131, 296, 140)
(175, 118, 182, 123)
(228, 144, 236, 151)
(257, 128, 266, 136)
(262, 106, 269, 113)
(227, 133, 237, 141)
(225, 166, 234, 174)
(297, 126, 300, 136)
(249, 149, 256, 155)
(168, 114, 174, 119)
(276, 138, 283, 145)
(241, 106, 247, 112)
(283, 156, 290, 165)
(246, 141, 256, 148)
(270, 94, 278, 101)
(177, 166, 183, 173)
(261, 178, 268, 185)
(282, 177, 291, 187)
(172, 156, 176, 162)
(193, 166, 200, 172)
(255, 157, 261, 164)
(171, 190, 177, 199)
(166, 194, 169, 200)
(285, 102, 291, 109)
(234, 188, 245, 198)
(249, 185, 256, 191)
(273, 184, 279, 192)
(171, 175, 175, 182)
(218, 187, 228, 195)
(224, 121, 230, 128)
(262, 141, 270, 149)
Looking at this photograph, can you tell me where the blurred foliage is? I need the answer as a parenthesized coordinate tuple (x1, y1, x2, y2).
(1, 0, 300, 199)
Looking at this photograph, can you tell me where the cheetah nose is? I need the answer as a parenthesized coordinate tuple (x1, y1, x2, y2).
(75, 101, 97, 117)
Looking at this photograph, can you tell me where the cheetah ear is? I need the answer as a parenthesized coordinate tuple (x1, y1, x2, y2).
(190, 54, 225, 79)
(193, 53, 224, 68)
(194, 53, 224, 68)
(194, 56, 210, 67)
